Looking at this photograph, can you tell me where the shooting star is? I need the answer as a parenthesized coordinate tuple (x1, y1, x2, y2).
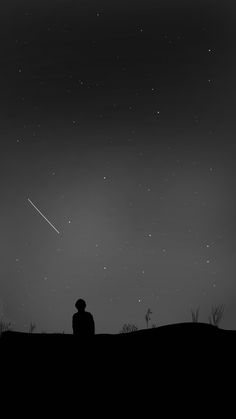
(28, 198, 60, 234)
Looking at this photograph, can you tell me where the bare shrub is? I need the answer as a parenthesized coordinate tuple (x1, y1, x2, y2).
(119, 323, 139, 333)
(29, 322, 36, 333)
(191, 307, 200, 323)
(208, 304, 224, 327)
(145, 308, 152, 329)
(0, 319, 11, 336)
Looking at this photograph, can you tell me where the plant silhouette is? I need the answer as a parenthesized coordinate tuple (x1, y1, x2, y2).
(119, 323, 139, 333)
(191, 307, 200, 322)
(29, 322, 36, 333)
(208, 304, 224, 327)
(0, 319, 11, 336)
(145, 308, 152, 329)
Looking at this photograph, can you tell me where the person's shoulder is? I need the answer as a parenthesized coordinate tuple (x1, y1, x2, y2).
(86, 311, 94, 319)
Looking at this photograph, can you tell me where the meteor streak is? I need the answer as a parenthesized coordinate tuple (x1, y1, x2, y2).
(28, 198, 60, 234)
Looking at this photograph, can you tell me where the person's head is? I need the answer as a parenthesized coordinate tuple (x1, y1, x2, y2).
(75, 298, 86, 312)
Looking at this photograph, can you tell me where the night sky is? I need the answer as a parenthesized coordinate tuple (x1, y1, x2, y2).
(1, 0, 236, 333)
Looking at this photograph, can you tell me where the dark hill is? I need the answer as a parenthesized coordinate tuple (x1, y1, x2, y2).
(1, 322, 235, 407)
(1, 322, 235, 367)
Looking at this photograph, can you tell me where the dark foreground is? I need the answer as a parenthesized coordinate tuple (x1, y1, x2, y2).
(1, 322, 235, 410)
(1, 322, 236, 369)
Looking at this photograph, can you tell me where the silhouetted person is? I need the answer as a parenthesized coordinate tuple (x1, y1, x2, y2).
(72, 299, 95, 337)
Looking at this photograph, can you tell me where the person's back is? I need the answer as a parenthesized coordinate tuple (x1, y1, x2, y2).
(72, 298, 95, 337)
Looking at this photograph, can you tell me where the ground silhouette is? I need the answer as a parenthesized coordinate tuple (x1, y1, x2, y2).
(1, 321, 235, 404)
(1, 322, 235, 365)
